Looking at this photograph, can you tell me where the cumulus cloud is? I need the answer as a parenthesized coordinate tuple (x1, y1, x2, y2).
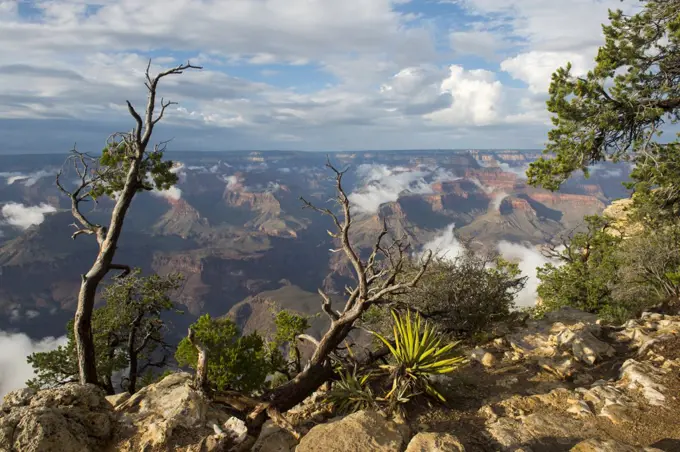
(497, 241, 558, 307)
(501, 51, 591, 94)
(349, 164, 459, 214)
(1, 203, 56, 229)
(0, 331, 68, 398)
(425, 65, 503, 126)
(0, 0, 631, 150)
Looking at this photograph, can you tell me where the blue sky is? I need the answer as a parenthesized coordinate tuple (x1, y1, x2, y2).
(0, 0, 638, 153)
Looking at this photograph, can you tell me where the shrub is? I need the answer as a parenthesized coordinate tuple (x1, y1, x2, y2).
(537, 216, 622, 315)
(371, 250, 526, 339)
(175, 314, 273, 393)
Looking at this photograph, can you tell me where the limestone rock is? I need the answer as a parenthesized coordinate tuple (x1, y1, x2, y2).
(570, 438, 663, 451)
(0, 383, 114, 452)
(251, 421, 297, 452)
(296, 410, 406, 452)
(619, 360, 668, 406)
(111, 372, 245, 451)
(105, 392, 130, 408)
(469, 347, 494, 366)
(405, 432, 465, 451)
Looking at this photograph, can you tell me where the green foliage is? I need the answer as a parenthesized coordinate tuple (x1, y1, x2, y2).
(90, 140, 178, 200)
(327, 368, 376, 414)
(26, 337, 78, 389)
(372, 250, 526, 339)
(372, 310, 465, 408)
(613, 224, 680, 310)
(272, 310, 310, 347)
(270, 309, 311, 373)
(175, 314, 273, 393)
(537, 212, 680, 323)
(27, 270, 182, 392)
(526, 0, 680, 216)
(537, 216, 622, 315)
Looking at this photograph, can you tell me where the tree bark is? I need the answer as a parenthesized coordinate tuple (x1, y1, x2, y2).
(126, 322, 140, 394)
(188, 327, 209, 392)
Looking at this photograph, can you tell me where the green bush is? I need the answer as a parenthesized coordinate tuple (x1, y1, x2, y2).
(368, 250, 526, 340)
(537, 216, 622, 316)
(175, 314, 273, 393)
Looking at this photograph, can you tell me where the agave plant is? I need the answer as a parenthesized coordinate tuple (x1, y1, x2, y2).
(372, 310, 465, 407)
(327, 367, 376, 414)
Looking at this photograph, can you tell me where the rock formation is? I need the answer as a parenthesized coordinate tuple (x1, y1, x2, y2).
(3, 308, 679, 451)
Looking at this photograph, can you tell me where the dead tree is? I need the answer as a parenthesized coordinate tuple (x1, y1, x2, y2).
(56, 61, 201, 385)
(208, 160, 432, 431)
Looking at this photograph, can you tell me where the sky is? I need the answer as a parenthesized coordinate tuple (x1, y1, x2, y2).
(0, 0, 640, 153)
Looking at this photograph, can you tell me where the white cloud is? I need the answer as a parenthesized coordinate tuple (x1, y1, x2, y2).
(422, 223, 465, 260)
(222, 175, 243, 190)
(588, 163, 624, 179)
(1, 203, 56, 229)
(0, 0, 638, 149)
(151, 186, 182, 201)
(491, 192, 509, 210)
(497, 240, 558, 307)
(150, 162, 185, 201)
(501, 51, 591, 94)
(0, 169, 53, 186)
(349, 164, 459, 214)
(0, 331, 68, 398)
(425, 65, 503, 126)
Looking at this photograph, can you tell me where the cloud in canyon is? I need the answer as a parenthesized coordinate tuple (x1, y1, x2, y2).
(349, 164, 459, 214)
(0, 331, 68, 398)
(1, 202, 57, 229)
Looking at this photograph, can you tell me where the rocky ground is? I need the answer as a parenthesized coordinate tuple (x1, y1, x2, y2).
(1, 307, 679, 451)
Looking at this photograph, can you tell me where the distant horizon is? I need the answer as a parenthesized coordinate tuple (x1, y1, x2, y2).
(0, 148, 544, 157)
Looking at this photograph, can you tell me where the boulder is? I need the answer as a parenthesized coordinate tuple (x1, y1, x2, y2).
(0, 383, 114, 452)
(111, 372, 249, 451)
(619, 360, 668, 406)
(251, 421, 297, 452)
(296, 410, 406, 452)
(553, 323, 615, 365)
(405, 432, 465, 451)
(105, 392, 130, 408)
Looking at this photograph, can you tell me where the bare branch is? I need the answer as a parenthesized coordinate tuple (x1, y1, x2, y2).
(318, 288, 340, 321)
(109, 263, 131, 278)
(297, 334, 321, 348)
(152, 98, 178, 126)
(126, 101, 143, 144)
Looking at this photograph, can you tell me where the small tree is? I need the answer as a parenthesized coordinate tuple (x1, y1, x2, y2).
(271, 309, 311, 375)
(175, 314, 273, 393)
(537, 216, 623, 319)
(526, 0, 680, 218)
(27, 270, 182, 393)
(614, 225, 680, 309)
(57, 61, 201, 384)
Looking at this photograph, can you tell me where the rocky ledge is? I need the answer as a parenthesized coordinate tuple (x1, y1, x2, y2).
(1, 307, 679, 451)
